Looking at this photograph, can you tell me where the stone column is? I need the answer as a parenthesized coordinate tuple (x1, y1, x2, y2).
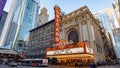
(79, 22, 83, 42)
(81, 20, 89, 41)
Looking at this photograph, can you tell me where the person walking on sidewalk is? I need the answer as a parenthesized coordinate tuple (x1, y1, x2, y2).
(90, 61, 97, 68)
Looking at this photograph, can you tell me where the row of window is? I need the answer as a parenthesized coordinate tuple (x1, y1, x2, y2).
(30, 35, 53, 45)
(27, 45, 45, 50)
(31, 23, 54, 35)
(30, 28, 54, 39)
(27, 51, 46, 56)
(26, 54, 46, 58)
(96, 46, 103, 53)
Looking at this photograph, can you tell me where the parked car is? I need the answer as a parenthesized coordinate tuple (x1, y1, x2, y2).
(8, 61, 17, 67)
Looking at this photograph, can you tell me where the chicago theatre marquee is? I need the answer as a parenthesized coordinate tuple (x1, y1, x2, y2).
(46, 5, 106, 66)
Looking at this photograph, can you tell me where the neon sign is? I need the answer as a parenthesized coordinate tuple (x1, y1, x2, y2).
(54, 5, 61, 45)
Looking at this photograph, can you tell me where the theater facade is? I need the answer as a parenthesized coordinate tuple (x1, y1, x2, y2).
(28, 5, 112, 66)
(46, 6, 107, 66)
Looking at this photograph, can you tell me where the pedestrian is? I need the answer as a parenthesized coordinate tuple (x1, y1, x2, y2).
(93, 62, 97, 68)
(75, 61, 77, 67)
(77, 62, 80, 67)
(90, 61, 97, 68)
(90, 62, 94, 68)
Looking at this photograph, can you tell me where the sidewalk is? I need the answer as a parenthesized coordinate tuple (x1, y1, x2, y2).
(115, 64, 120, 67)
(49, 65, 120, 68)
(49, 65, 89, 68)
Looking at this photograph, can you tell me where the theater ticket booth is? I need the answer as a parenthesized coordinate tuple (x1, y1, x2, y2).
(46, 42, 94, 67)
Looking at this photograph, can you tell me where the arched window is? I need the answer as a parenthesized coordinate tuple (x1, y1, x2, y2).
(68, 30, 79, 45)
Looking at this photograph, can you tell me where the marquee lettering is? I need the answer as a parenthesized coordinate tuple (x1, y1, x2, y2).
(54, 5, 61, 43)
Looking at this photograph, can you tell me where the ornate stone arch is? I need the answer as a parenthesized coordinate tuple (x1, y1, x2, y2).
(65, 28, 80, 45)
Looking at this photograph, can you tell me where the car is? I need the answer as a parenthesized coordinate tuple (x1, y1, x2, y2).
(18, 62, 22, 65)
(8, 61, 17, 67)
(31, 63, 37, 67)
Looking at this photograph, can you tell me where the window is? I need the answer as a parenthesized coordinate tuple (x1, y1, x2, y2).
(51, 28, 54, 32)
(51, 34, 54, 38)
(42, 37, 44, 40)
(47, 30, 50, 34)
(18, 43, 22, 47)
(69, 20, 72, 23)
(82, 16, 85, 19)
(68, 30, 79, 45)
(42, 32, 44, 35)
(75, 18, 78, 22)
(43, 27, 45, 31)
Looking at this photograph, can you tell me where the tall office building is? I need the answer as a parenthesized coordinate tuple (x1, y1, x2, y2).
(38, 7, 49, 26)
(3, 0, 26, 48)
(113, 0, 120, 26)
(94, 8, 118, 61)
(0, 0, 17, 47)
(0, 0, 7, 17)
(0, 0, 7, 45)
(18, 0, 40, 40)
(1, 0, 40, 50)
(0, 11, 8, 37)
(13, 0, 40, 51)
(94, 8, 117, 47)
(113, 28, 120, 63)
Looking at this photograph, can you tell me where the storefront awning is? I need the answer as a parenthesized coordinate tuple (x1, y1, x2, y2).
(0, 49, 17, 54)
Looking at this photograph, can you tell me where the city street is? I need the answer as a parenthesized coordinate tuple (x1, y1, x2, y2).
(0, 0, 120, 68)
(0, 64, 120, 68)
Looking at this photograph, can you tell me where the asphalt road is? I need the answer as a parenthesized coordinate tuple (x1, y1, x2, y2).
(0, 64, 120, 68)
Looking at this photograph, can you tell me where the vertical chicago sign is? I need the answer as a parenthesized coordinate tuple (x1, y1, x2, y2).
(54, 5, 61, 46)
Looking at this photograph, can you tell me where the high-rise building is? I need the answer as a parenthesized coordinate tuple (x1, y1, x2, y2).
(1, 0, 40, 50)
(94, 8, 117, 61)
(94, 8, 118, 29)
(0, 0, 7, 17)
(0, 0, 17, 47)
(38, 7, 49, 26)
(113, 28, 120, 63)
(94, 8, 117, 47)
(113, 0, 120, 26)
(18, 0, 40, 39)
(13, 0, 40, 51)
(0, 11, 8, 37)
(2, 0, 25, 48)
(101, 29, 116, 60)
(27, 19, 54, 58)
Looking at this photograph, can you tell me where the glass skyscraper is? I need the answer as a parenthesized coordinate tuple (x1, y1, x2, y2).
(113, 28, 120, 63)
(94, 8, 116, 47)
(95, 13, 113, 32)
(3, 0, 40, 49)
(4, 0, 26, 48)
(113, 0, 120, 27)
(18, 0, 39, 40)
(0, 0, 17, 47)
(0, 11, 8, 37)
(13, 0, 40, 50)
